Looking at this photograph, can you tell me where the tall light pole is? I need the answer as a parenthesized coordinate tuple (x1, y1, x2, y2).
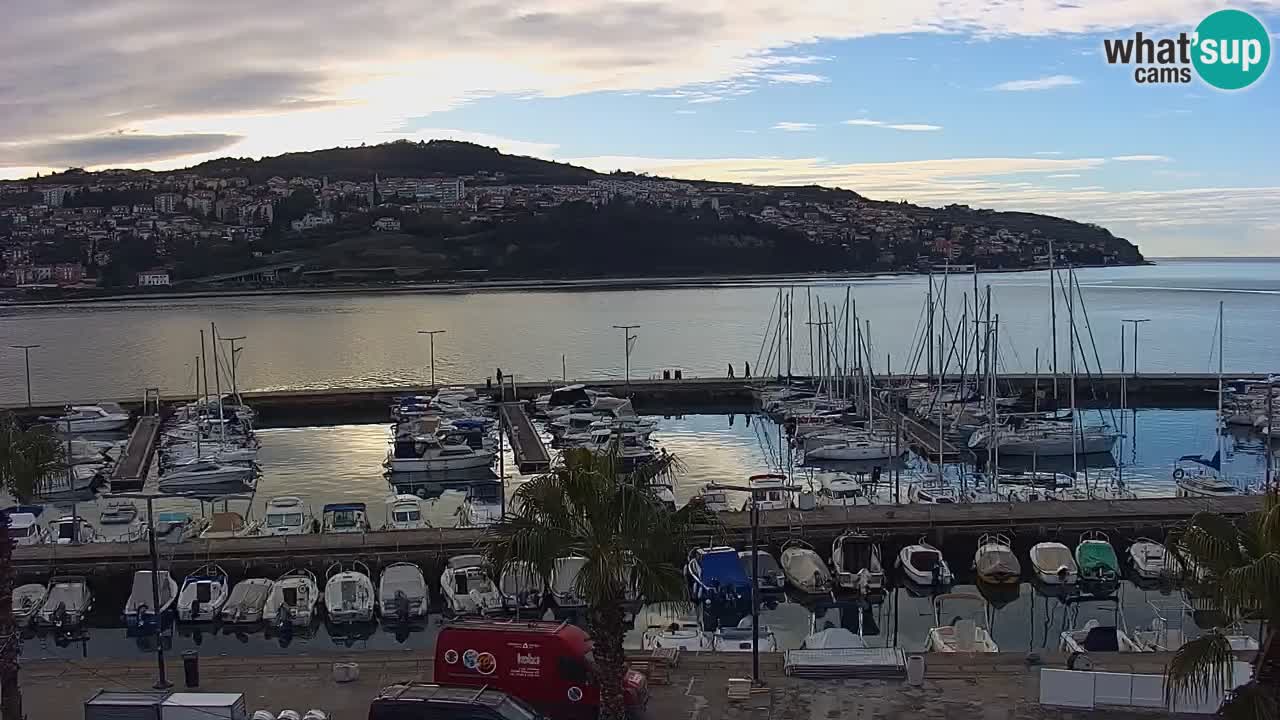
(1121, 319, 1151, 378)
(220, 335, 246, 401)
(104, 492, 171, 689)
(417, 330, 447, 387)
(612, 325, 639, 392)
(9, 344, 39, 407)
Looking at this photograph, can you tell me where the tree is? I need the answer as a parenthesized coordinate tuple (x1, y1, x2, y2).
(1165, 490, 1279, 718)
(0, 412, 65, 720)
(484, 449, 716, 720)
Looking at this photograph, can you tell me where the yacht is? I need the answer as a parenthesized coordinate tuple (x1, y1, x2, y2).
(926, 593, 999, 653)
(42, 403, 131, 433)
(39, 465, 106, 495)
(36, 576, 92, 628)
(220, 578, 275, 624)
(831, 531, 884, 593)
(12, 583, 48, 627)
(691, 483, 733, 513)
(815, 475, 873, 507)
(968, 424, 1119, 456)
(457, 483, 503, 528)
(123, 570, 178, 631)
(176, 564, 230, 622)
(551, 556, 588, 608)
(385, 433, 495, 473)
(780, 541, 833, 595)
(158, 459, 257, 490)
(742, 473, 790, 511)
(6, 511, 48, 546)
(378, 562, 430, 623)
(264, 569, 320, 628)
(257, 497, 313, 536)
(1175, 474, 1239, 498)
(322, 503, 372, 534)
(440, 554, 502, 616)
(804, 436, 899, 462)
(324, 561, 375, 623)
(498, 561, 543, 613)
(384, 494, 429, 530)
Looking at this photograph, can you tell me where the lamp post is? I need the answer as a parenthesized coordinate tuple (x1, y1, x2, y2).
(9, 344, 39, 407)
(104, 492, 171, 689)
(1120, 319, 1151, 377)
(220, 336, 246, 401)
(417, 330, 447, 387)
(708, 475, 798, 687)
(612, 325, 639, 392)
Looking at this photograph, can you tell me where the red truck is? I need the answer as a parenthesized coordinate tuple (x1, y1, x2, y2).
(433, 619, 648, 720)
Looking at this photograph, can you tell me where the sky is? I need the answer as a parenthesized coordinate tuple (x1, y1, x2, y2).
(2, 1, 1278, 256)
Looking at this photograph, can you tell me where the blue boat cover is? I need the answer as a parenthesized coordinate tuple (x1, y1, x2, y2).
(323, 503, 367, 513)
(700, 550, 750, 589)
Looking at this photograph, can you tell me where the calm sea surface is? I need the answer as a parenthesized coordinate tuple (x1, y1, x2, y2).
(2, 259, 1279, 406)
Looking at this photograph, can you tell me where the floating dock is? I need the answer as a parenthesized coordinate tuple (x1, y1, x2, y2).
(498, 402, 551, 473)
(108, 415, 161, 490)
(11, 495, 1259, 582)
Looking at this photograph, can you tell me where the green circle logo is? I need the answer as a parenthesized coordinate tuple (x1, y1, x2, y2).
(1193, 9, 1271, 90)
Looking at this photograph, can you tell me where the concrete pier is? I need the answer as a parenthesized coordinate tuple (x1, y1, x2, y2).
(498, 402, 551, 473)
(108, 415, 161, 491)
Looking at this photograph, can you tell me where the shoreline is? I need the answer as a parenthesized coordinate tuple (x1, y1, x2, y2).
(0, 260, 1147, 307)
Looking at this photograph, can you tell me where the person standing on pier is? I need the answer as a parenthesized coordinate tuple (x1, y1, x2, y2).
(744, 361, 751, 378)
(727, 363, 735, 378)
(496, 368, 504, 385)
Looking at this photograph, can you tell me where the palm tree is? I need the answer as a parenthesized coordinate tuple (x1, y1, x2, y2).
(0, 412, 65, 720)
(485, 448, 716, 720)
(1165, 489, 1279, 719)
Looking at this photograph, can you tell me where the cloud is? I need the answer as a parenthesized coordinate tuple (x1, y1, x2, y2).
(990, 75, 1081, 91)
(1111, 154, 1171, 162)
(0, 132, 243, 168)
(1034, 151, 1063, 156)
(843, 119, 942, 131)
(675, 109, 697, 114)
(687, 95, 725, 104)
(1046, 173, 1081, 178)
(765, 73, 829, 84)
(772, 122, 817, 132)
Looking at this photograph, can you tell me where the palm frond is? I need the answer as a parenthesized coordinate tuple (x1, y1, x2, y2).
(1175, 512, 1246, 577)
(1217, 680, 1278, 720)
(1221, 553, 1280, 624)
(0, 413, 65, 502)
(1164, 631, 1237, 707)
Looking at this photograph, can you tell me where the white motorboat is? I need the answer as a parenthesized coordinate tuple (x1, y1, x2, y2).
(324, 561, 375, 623)
(801, 627, 866, 650)
(815, 476, 873, 507)
(177, 564, 230, 622)
(48, 515, 97, 544)
(378, 562, 430, 623)
(322, 503, 371, 534)
(220, 578, 275, 624)
(439, 555, 502, 616)
(1029, 542, 1078, 585)
(37, 576, 92, 628)
(12, 583, 48, 627)
(908, 484, 958, 504)
(926, 593, 999, 653)
(973, 533, 1021, 585)
(67, 439, 122, 464)
(264, 569, 320, 628)
(158, 459, 256, 490)
(162, 444, 259, 466)
(640, 607, 711, 651)
(647, 481, 677, 509)
(457, 484, 503, 528)
(1175, 475, 1239, 498)
(968, 425, 1119, 456)
(738, 550, 787, 592)
(7, 511, 47, 546)
(1076, 530, 1121, 583)
(39, 465, 105, 495)
(151, 511, 207, 544)
(713, 616, 778, 653)
(780, 541, 832, 595)
(804, 437, 898, 462)
(742, 473, 790, 511)
(99, 500, 139, 525)
(692, 484, 733, 512)
(897, 539, 953, 586)
(498, 561, 543, 612)
(551, 556, 588, 608)
(1129, 539, 1174, 580)
(385, 433, 495, 472)
(42, 403, 131, 433)
(831, 531, 884, 593)
(1060, 619, 1151, 654)
(257, 497, 313, 536)
(124, 570, 178, 630)
(383, 494, 429, 530)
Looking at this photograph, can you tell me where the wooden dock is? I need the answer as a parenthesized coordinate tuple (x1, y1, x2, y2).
(499, 402, 551, 473)
(872, 395, 969, 462)
(10, 495, 1260, 581)
(108, 415, 161, 490)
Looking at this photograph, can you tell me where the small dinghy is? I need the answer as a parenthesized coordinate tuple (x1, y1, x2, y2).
(440, 555, 501, 616)
(12, 583, 48, 627)
(221, 578, 275, 624)
(177, 564, 230, 622)
(551, 556, 588, 608)
(1128, 538, 1173, 580)
(1076, 530, 1120, 583)
(49, 515, 97, 544)
(831, 531, 884, 593)
(124, 570, 178, 631)
(264, 569, 320, 628)
(738, 549, 786, 593)
(324, 561, 375, 623)
(780, 540, 833, 595)
(99, 500, 138, 525)
(973, 533, 1021, 585)
(37, 576, 92, 628)
(640, 606, 711, 652)
(713, 616, 778, 653)
(801, 627, 866, 650)
(1060, 619, 1150, 653)
(1029, 542, 1079, 585)
(498, 561, 543, 613)
(926, 593, 999, 653)
(378, 562, 429, 623)
(897, 538, 953, 587)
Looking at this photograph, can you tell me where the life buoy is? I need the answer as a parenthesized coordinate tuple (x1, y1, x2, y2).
(1172, 468, 1185, 480)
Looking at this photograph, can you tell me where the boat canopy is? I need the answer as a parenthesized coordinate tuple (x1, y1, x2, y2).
(549, 385, 591, 406)
(1032, 545, 1076, 571)
(322, 503, 367, 514)
(1, 505, 43, 518)
(698, 549, 751, 588)
(1077, 543, 1119, 573)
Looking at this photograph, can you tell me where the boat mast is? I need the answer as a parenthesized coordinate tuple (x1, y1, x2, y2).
(865, 320, 874, 426)
(927, 274, 935, 384)
(1032, 348, 1040, 481)
(1049, 239, 1058, 403)
(807, 287, 815, 379)
(1068, 265, 1079, 491)
(843, 286, 851, 403)
(212, 322, 225, 445)
(1217, 300, 1224, 477)
(992, 314, 1000, 490)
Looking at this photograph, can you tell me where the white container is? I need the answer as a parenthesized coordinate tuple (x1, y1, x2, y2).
(333, 662, 360, 683)
(162, 693, 248, 720)
(905, 655, 926, 686)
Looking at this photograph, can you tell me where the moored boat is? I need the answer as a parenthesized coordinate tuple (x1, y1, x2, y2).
(973, 533, 1021, 585)
(264, 569, 320, 628)
(220, 578, 275, 624)
(897, 538, 953, 587)
(831, 531, 884, 593)
(780, 541, 832, 595)
(12, 583, 48, 627)
(439, 555, 501, 616)
(324, 561, 375, 624)
(37, 576, 92, 628)
(1076, 530, 1120, 583)
(1029, 542, 1078, 585)
(378, 562, 430, 623)
(124, 570, 178, 631)
(177, 564, 230, 622)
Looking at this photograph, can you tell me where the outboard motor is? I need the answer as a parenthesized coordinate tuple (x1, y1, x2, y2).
(932, 563, 944, 586)
(51, 601, 68, 628)
(395, 591, 410, 624)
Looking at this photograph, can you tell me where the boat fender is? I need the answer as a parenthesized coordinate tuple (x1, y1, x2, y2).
(1172, 468, 1185, 480)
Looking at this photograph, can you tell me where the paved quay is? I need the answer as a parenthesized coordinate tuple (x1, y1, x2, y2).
(21, 650, 1187, 719)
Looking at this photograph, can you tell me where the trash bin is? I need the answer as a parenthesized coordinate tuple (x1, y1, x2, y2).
(662, 370, 671, 380)
(182, 650, 199, 688)
(905, 655, 925, 686)
(674, 369, 683, 380)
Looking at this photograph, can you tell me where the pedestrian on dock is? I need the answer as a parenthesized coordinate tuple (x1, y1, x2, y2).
(496, 367, 504, 385)
(744, 361, 750, 377)
(727, 363, 735, 378)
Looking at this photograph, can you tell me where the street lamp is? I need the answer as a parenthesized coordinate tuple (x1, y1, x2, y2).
(103, 492, 173, 689)
(9, 344, 39, 407)
(219, 336, 246, 400)
(417, 330, 447, 387)
(708, 475, 799, 687)
(1120, 319, 1151, 377)
(612, 325, 639, 392)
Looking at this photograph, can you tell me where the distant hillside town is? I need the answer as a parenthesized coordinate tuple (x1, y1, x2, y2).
(0, 140, 1142, 294)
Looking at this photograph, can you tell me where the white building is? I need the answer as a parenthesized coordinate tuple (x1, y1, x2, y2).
(40, 186, 71, 207)
(154, 193, 181, 214)
(290, 210, 334, 232)
(372, 216, 401, 232)
(136, 270, 171, 287)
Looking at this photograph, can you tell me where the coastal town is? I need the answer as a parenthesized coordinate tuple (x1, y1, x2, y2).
(0, 141, 1142, 293)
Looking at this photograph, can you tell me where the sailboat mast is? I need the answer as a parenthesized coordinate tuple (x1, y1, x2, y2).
(1049, 239, 1058, 402)
(844, 286, 851, 402)
(1069, 266, 1078, 486)
(927, 274, 935, 383)
(212, 322, 225, 444)
(807, 287, 815, 379)
(1218, 300, 1224, 473)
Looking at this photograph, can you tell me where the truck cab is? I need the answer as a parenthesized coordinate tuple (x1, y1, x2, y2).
(434, 619, 648, 720)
